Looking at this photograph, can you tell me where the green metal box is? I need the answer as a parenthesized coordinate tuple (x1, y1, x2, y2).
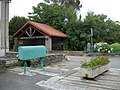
(18, 46, 48, 60)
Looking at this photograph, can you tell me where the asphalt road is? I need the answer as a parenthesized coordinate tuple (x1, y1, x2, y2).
(0, 71, 53, 90)
(109, 56, 120, 68)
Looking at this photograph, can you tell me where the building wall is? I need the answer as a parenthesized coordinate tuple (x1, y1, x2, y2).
(0, 1, 9, 56)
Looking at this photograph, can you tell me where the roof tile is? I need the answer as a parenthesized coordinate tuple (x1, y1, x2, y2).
(13, 21, 67, 37)
(29, 21, 67, 37)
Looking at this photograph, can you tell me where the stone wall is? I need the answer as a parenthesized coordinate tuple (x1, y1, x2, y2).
(28, 53, 66, 67)
(0, 60, 6, 70)
(1, 50, 83, 69)
(5, 52, 65, 68)
(0, 57, 18, 69)
(6, 50, 84, 58)
(6, 52, 18, 58)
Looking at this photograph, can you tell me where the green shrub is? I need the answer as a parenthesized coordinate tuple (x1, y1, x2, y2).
(14, 61, 23, 66)
(9, 35, 14, 50)
(94, 42, 112, 53)
(110, 43, 120, 53)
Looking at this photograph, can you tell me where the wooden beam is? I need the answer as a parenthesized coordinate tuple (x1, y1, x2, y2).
(25, 31, 30, 37)
(21, 30, 24, 32)
(32, 26, 46, 36)
(30, 26, 32, 37)
(19, 26, 30, 37)
(31, 29, 36, 36)
(19, 36, 45, 39)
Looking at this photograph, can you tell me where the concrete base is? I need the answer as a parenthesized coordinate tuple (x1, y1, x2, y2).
(0, 49, 9, 57)
(80, 63, 110, 78)
(0, 49, 5, 57)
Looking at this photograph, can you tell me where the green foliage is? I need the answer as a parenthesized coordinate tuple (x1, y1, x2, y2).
(110, 43, 120, 52)
(29, 3, 86, 50)
(44, 0, 82, 11)
(14, 61, 23, 67)
(9, 16, 27, 35)
(9, 16, 27, 49)
(81, 56, 109, 68)
(83, 12, 120, 44)
(84, 12, 107, 43)
(65, 21, 88, 50)
(94, 42, 112, 53)
(9, 35, 14, 50)
(28, 3, 120, 51)
(29, 3, 77, 33)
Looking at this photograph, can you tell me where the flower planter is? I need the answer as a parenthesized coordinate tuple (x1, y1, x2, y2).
(80, 63, 110, 78)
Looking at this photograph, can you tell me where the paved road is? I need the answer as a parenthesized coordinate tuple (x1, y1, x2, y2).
(109, 56, 120, 68)
(0, 70, 53, 90)
(0, 55, 120, 90)
(67, 55, 120, 68)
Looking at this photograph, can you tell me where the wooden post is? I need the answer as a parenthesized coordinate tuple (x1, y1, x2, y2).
(45, 36, 52, 51)
(14, 38, 19, 51)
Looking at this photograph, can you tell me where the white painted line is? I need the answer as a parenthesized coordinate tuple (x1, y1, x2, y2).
(73, 67, 80, 70)
(18, 72, 36, 76)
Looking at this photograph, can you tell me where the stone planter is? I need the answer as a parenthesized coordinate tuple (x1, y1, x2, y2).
(80, 63, 110, 78)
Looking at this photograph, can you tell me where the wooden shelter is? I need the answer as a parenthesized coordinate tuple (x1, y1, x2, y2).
(13, 21, 67, 51)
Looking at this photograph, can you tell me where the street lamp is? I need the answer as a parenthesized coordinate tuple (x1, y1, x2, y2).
(90, 28, 93, 53)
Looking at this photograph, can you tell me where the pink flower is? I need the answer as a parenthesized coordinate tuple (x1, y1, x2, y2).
(97, 49, 100, 52)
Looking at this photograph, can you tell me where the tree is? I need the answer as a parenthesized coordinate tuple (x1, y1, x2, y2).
(83, 12, 108, 43)
(28, 2, 120, 51)
(105, 19, 120, 44)
(83, 11, 120, 44)
(64, 20, 88, 50)
(29, 3, 87, 50)
(9, 16, 27, 49)
(29, 3, 77, 33)
(44, 0, 82, 11)
(9, 16, 27, 35)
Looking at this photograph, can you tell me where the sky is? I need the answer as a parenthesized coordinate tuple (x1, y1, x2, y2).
(9, 0, 120, 21)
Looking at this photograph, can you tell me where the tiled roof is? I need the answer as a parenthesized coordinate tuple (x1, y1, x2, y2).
(13, 21, 67, 37)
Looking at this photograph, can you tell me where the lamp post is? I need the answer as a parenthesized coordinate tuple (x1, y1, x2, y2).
(90, 28, 93, 53)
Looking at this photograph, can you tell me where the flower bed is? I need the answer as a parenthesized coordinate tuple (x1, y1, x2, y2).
(80, 56, 110, 78)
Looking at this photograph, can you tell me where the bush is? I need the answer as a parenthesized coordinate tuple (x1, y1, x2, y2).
(110, 43, 120, 53)
(94, 42, 112, 53)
